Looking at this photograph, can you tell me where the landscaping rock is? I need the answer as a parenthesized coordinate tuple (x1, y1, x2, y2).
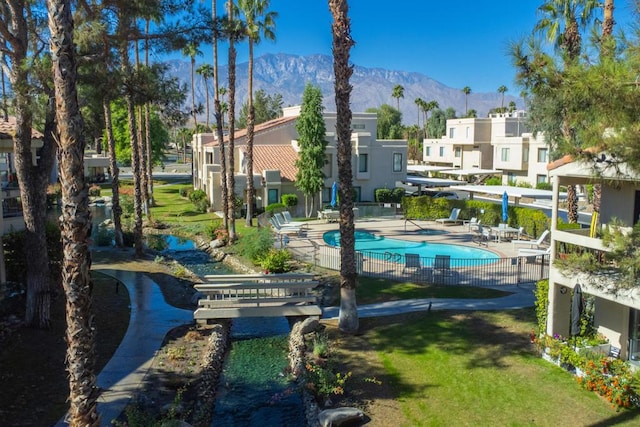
(318, 407, 366, 427)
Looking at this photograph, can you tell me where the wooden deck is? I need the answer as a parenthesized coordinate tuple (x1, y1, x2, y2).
(193, 273, 322, 323)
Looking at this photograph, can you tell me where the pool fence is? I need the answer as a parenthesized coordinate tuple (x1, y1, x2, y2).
(288, 243, 549, 286)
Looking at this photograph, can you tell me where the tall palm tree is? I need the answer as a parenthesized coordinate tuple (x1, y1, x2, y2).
(212, 0, 229, 230)
(462, 86, 471, 116)
(424, 100, 439, 138)
(48, 0, 98, 424)
(498, 85, 508, 111)
(196, 63, 215, 129)
(182, 41, 202, 130)
(238, 0, 277, 226)
(1, 53, 7, 120)
(392, 84, 404, 111)
(329, 0, 358, 335)
(601, 0, 615, 58)
(414, 97, 424, 128)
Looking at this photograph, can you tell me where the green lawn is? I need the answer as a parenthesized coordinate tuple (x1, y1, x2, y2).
(363, 309, 640, 426)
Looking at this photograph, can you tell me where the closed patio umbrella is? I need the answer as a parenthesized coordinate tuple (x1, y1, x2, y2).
(571, 283, 584, 337)
(502, 191, 508, 223)
(331, 181, 338, 208)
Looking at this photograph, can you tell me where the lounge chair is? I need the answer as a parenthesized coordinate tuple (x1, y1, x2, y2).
(433, 254, 452, 277)
(269, 217, 302, 235)
(512, 229, 550, 249)
(464, 217, 480, 231)
(403, 253, 422, 274)
(281, 211, 307, 228)
(518, 247, 551, 263)
(435, 208, 461, 226)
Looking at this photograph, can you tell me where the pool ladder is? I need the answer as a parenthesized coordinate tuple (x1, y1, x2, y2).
(383, 251, 402, 262)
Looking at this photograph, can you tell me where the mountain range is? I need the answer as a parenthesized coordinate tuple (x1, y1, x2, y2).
(164, 53, 521, 126)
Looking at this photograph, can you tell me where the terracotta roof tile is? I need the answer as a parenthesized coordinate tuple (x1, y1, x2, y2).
(0, 116, 44, 139)
(547, 147, 599, 171)
(204, 115, 298, 147)
(253, 144, 298, 182)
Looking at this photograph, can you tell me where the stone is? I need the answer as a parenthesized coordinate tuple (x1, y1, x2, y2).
(298, 317, 321, 335)
(209, 239, 225, 249)
(318, 407, 365, 427)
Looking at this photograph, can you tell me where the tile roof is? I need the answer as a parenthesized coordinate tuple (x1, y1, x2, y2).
(252, 144, 299, 182)
(0, 116, 44, 140)
(547, 147, 598, 171)
(204, 115, 298, 147)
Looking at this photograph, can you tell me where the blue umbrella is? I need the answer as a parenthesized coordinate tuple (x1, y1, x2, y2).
(502, 191, 509, 223)
(331, 182, 338, 208)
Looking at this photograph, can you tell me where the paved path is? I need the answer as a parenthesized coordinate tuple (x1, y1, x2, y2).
(55, 269, 193, 427)
(322, 284, 535, 319)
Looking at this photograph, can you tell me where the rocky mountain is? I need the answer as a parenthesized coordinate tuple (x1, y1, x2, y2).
(165, 53, 521, 125)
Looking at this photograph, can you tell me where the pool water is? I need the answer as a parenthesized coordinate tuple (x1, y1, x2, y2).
(323, 230, 498, 265)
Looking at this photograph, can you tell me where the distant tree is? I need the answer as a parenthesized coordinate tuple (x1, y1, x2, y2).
(414, 97, 424, 128)
(467, 109, 478, 118)
(392, 84, 404, 111)
(423, 100, 439, 137)
(426, 107, 456, 139)
(295, 83, 327, 217)
(196, 64, 215, 129)
(237, 89, 283, 127)
(497, 85, 508, 110)
(366, 104, 402, 139)
(508, 100, 517, 112)
(462, 86, 471, 116)
(182, 41, 203, 129)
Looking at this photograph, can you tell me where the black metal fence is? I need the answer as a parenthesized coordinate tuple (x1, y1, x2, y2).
(289, 243, 549, 286)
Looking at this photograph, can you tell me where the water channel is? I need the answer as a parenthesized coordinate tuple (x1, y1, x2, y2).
(90, 206, 305, 425)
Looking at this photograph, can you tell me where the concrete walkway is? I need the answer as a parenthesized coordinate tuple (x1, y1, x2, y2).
(55, 269, 193, 427)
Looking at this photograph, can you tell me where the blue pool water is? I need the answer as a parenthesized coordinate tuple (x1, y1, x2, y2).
(323, 230, 499, 265)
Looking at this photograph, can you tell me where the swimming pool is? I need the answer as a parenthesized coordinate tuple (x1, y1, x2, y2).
(323, 230, 499, 266)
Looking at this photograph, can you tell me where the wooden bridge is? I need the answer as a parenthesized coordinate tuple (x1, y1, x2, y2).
(193, 273, 322, 324)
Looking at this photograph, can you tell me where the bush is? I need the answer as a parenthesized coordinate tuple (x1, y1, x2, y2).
(179, 186, 191, 198)
(88, 185, 101, 197)
(188, 189, 209, 213)
(485, 176, 502, 186)
(94, 226, 113, 247)
(536, 182, 552, 191)
(257, 248, 291, 273)
(281, 194, 298, 208)
(265, 203, 285, 213)
(238, 227, 274, 262)
(375, 187, 405, 203)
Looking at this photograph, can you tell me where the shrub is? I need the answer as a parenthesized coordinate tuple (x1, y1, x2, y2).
(281, 194, 298, 208)
(257, 248, 291, 273)
(536, 182, 552, 191)
(304, 360, 351, 402)
(375, 187, 405, 203)
(534, 279, 549, 337)
(485, 176, 502, 186)
(179, 186, 192, 198)
(88, 185, 101, 197)
(94, 226, 113, 247)
(188, 189, 209, 213)
(265, 202, 285, 213)
(204, 219, 225, 240)
(238, 227, 274, 262)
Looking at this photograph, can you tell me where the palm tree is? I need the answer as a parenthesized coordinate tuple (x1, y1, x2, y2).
(48, 0, 98, 423)
(392, 84, 404, 111)
(212, 0, 229, 230)
(196, 63, 215, 129)
(238, 0, 277, 226)
(182, 41, 202, 130)
(462, 86, 471, 116)
(414, 97, 424, 128)
(498, 85, 508, 111)
(329, 0, 358, 335)
(601, 0, 615, 58)
(508, 100, 517, 112)
(424, 100, 439, 138)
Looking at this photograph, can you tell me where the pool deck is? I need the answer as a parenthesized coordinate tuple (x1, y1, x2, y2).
(286, 215, 527, 260)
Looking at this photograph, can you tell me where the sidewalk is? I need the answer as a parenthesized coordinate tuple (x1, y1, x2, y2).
(55, 269, 193, 427)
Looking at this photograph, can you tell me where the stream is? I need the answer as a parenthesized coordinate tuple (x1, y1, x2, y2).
(90, 206, 305, 425)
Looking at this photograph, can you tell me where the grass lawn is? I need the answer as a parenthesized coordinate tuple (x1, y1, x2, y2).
(355, 309, 640, 426)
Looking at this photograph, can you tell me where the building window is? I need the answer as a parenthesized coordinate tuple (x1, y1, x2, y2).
(439, 147, 445, 157)
(537, 148, 548, 163)
(358, 153, 368, 173)
(501, 148, 510, 162)
(449, 127, 455, 138)
(523, 147, 529, 162)
(268, 189, 279, 205)
(454, 147, 462, 158)
(393, 153, 402, 172)
(323, 154, 333, 178)
(352, 123, 365, 130)
(536, 174, 547, 184)
(353, 186, 361, 202)
(425, 146, 431, 156)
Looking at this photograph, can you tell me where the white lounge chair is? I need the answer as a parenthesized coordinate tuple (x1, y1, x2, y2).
(281, 211, 307, 228)
(518, 247, 551, 263)
(464, 217, 480, 231)
(269, 217, 302, 235)
(435, 208, 461, 226)
(403, 253, 423, 274)
(512, 229, 550, 249)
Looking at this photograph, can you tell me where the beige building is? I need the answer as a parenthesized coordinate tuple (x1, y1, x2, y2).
(422, 111, 551, 187)
(546, 153, 640, 365)
(192, 106, 408, 216)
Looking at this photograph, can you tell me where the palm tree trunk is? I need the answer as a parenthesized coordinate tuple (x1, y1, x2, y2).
(245, 39, 255, 226)
(134, 42, 149, 217)
(330, 0, 358, 335)
(213, 0, 229, 229)
(103, 100, 124, 247)
(227, 1, 237, 241)
(145, 18, 154, 208)
(48, 0, 99, 423)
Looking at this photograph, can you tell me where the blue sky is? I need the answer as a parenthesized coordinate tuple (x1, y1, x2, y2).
(181, 1, 635, 97)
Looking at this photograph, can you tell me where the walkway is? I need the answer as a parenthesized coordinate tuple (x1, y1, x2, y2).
(55, 269, 192, 427)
